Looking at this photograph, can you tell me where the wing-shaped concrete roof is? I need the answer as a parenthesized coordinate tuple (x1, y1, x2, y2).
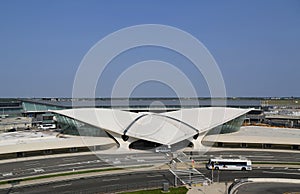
(51, 107, 251, 145)
(162, 107, 252, 133)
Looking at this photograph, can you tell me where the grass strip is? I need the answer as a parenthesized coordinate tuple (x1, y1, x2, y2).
(119, 186, 188, 194)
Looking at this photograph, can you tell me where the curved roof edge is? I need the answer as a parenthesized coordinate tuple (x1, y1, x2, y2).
(50, 107, 252, 145)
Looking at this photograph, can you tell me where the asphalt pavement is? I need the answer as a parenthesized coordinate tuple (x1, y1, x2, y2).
(235, 182, 300, 194)
(1, 167, 300, 194)
(0, 153, 169, 181)
(1, 150, 300, 193)
(188, 150, 300, 163)
(0, 170, 175, 194)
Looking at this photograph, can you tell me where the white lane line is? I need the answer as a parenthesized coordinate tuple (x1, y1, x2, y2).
(70, 165, 87, 169)
(102, 178, 120, 182)
(247, 155, 275, 158)
(263, 171, 300, 176)
(58, 162, 81, 167)
(58, 160, 101, 167)
(177, 158, 183, 162)
(284, 167, 289, 170)
(53, 183, 72, 188)
(2, 172, 13, 177)
(33, 168, 45, 173)
(147, 175, 163, 178)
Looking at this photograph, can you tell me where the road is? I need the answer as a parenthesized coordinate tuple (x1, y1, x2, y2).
(0, 170, 175, 194)
(201, 166, 300, 182)
(1, 150, 300, 181)
(234, 182, 300, 194)
(0, 150, 300, 193)
(1, 167, 300, 194)
(188, 150, 300, 163)
(0, 153, 169, 180)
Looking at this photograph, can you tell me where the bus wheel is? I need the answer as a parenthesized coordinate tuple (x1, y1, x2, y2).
(241, 167, 246, 171)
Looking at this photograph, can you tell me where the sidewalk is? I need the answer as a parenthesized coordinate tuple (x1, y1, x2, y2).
(187, 182, 229, 194)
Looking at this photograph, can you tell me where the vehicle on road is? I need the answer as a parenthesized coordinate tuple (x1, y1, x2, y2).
(38, 124, 56, 130)
(155, 146, 171, 153)
(206, 158, 252, 171)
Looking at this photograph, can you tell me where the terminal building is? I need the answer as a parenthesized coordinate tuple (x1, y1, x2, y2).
(51, 107, 250, 151)
(20, 98, 253, 151)
(0, 98, 300, 159)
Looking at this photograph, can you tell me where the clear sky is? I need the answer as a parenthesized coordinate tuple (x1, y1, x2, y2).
(0, 0, 299, 98)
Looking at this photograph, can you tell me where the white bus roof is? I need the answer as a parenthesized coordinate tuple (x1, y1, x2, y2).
(210, 158, 250, 162)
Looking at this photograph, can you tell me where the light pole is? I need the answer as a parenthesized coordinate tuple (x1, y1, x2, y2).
(211, 162, 214, 183)
(211, 168, 214, 183)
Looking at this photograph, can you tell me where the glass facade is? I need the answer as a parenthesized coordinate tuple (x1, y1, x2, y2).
(22, 102, 63, 112)
(206, 115, 245, 135)
(55, 114, 108, 137)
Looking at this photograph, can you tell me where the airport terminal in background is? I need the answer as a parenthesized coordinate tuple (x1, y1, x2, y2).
(0, 97, 300, 159)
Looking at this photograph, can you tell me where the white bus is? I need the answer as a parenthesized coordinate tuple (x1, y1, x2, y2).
(206, 158, 252, 171)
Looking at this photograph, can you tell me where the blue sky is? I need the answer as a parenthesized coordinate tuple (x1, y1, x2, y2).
(0, 0, 299, 98)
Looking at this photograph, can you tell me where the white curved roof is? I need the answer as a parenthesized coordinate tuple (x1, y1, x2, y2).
(51, 107, 251, 145)
(163, 107, 251, 133)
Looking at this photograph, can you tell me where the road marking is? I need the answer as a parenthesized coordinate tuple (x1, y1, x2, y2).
(284, 167, 289, 170)
(58, 162, 81, 167)
(247, 155, 274, 158)
(102, 178, 120, 182)
(2, 172, 13, 177)
(147, 174, 163, 178)
(263, 171, 300, 176)
(53, 183, 72, 188)
(33, 168, 44, 173)
(71, 165, 87, 169)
